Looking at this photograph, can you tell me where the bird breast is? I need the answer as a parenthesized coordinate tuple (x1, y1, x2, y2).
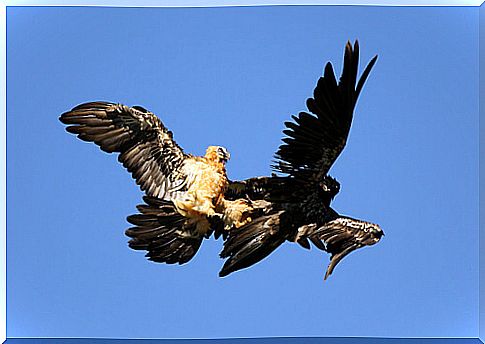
(180, 157, 228, 202)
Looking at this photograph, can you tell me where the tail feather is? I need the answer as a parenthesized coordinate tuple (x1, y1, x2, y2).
(310, 216, 384, 280)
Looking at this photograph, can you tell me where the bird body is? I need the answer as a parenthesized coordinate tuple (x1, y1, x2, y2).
(59, 40, 383, 280)
(60, 103, 252, 243)
(218, 41, 384, 279)
(172, 147, 229, 235)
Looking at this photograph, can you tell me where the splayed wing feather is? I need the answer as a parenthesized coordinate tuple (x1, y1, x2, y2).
(219, 211, 286, 277)
(273, 41, 378, 182)
(59, 42, 382, 280)
(59, 102, 187, 200)
(125, 196, 203, 265)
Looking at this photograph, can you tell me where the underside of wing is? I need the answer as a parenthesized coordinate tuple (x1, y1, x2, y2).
(219, 210, 286, 277)
(59, 101, 187, 199)
(273, 41, 378, 182)
(126, 196, 229, 265)
(310, 215, 384, 280)
(218, 196, 298, 277)
(125, 196, 203, 264)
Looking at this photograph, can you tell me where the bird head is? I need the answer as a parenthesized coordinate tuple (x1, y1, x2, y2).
(319, 175, 341, 202)
(205, 146, 230, 164)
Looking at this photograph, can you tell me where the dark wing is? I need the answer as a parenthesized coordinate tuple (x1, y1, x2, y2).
(226, 174, 341, 206)
(219, 209, 286, 277)
(273, 41, 378, 182)
(310, 216, 384, 280)
(225, 176, 298, 202)
(126, 196, 229, 265)
(59, 102, 187, 199)
(126, 196, 202, 264)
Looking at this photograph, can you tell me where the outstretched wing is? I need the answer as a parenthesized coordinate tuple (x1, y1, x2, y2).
(273, 41, 377, 182)
(60, 102, 187, 199)
(221, 180, 384, 279)
(126, 196, 228, 264)
(126, 196, 202, 264)
(219, 209, 286, 277)
(310, 215, 384, 280)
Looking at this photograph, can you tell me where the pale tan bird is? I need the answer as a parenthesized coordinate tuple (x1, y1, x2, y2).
(60, 103, 252, 263)
(60, 40, 383, 279)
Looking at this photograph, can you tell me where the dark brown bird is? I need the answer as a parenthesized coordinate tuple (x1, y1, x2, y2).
(59, 40, 383, 280)
(219, 40, 383, 280)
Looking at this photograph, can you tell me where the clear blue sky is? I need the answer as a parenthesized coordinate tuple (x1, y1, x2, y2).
(7, 5, 478, 339)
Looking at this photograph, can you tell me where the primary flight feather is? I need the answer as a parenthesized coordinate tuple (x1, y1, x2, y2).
(59, 40, 383, 279)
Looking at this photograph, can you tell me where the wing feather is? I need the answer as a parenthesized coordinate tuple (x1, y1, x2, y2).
(219, 211, 286, 277)
(125, 196, 203, 265)
(60, 101, 188, 199)
(273, 41, 378, 182)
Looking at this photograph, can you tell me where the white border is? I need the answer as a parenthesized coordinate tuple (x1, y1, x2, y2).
(1, 1, 482, 343)
(3, 0, 485, 6)
(1, 3, 6, 343)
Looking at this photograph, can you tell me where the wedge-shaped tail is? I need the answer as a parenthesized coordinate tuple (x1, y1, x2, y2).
(311, 217, 384, 280)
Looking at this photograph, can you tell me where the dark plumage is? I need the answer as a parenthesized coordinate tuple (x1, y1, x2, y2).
(59, 103, 232, 264)
(60, 102, 187, 200)
(59, 40, 383, 280)
(219, 41, 383, 279)
(126, 196, 227, 264)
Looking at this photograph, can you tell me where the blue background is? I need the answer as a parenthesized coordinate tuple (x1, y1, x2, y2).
(7, 5, 479, 339)
(480, 4, 485, 342)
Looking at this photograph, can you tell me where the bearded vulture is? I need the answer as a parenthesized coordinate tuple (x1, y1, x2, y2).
(59, 40, 383, 279)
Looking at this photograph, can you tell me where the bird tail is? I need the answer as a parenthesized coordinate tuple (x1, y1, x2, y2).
(310, 216, 384, 280)
(125, 196, 203, 265)
(219, 210, 286, 277)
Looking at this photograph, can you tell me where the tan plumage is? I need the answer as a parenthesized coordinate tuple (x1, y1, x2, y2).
(59, 41, 383, 279)
(59, 103, 252, 264)
(172, 146, 252, 235)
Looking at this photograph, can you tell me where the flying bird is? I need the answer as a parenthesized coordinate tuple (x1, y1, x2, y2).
(219, 41, 384, 279)
(59, 103, 253, 264)
(59, 40, 383, 279)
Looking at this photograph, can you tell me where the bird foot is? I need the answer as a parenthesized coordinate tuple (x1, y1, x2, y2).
(233, 216, 252, 229)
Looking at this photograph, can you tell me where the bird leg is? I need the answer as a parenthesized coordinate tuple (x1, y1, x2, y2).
(218, 198, 254, 230)
(173, 192, 216, 218)
(173, 192, 214, 237)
